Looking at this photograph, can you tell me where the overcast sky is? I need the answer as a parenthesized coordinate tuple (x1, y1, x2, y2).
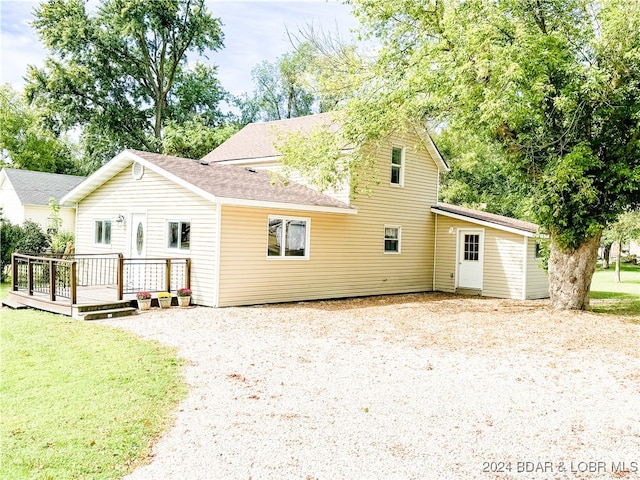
(0, 0, 359, 97)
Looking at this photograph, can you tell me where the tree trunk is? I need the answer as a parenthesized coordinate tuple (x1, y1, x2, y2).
(548, 231, 601, 310)
(614, 241, 621, 283)
(602, 242, 611, 269)
(154, 95, 165, 140)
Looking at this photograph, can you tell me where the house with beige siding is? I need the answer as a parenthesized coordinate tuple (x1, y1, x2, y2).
(0, 168, 84, 232)
(61, 112, 548, 307)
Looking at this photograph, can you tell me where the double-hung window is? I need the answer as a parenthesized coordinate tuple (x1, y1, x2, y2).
(267, 216, 309, 259)
(168, 221, 190, 250)
(384, 226, 401, 253)
(94, 220, 111, 245)
(391, 146, 404, 186)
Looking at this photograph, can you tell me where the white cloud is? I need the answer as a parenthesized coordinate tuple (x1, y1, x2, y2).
(0, 0, 358, 96)
(1, 1, 46, 88)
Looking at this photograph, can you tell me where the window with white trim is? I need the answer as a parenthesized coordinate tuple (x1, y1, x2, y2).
(168, 221, 190, 250)
(391, 146, 404, 186)
(94, 220, 111, 245)
(267, 216, 309, 258)
(384, 226, 401, 253)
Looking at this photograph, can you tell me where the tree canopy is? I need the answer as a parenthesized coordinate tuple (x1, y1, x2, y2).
(25, 0, 226, 168)
(436, 129, 531, 220)
(240, 42, 318, 122)
(0, 84, 78, 174)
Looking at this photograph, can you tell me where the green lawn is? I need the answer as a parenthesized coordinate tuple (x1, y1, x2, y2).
(0, 284, 187, 479)
(590, 262, 640, 316)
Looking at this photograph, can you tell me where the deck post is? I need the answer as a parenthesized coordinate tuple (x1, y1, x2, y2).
(11, 253, 17, 291)
(165, 259, 172, 293)
(117, 253, 124, 300)
(27, 257, 33, 296)
(70, 261, 77, 305)
(186, 258, 191, 289)
(49, 259, 56, 301)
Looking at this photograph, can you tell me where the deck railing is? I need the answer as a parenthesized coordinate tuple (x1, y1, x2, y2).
(11, 253, 191, 305)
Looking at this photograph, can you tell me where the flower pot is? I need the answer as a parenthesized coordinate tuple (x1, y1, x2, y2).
(158, 297, 172, 309)
(137, 298, 151, 311)
(177, 296, 191, 307)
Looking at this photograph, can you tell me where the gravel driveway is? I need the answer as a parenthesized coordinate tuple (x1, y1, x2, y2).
(98, 293, 640, 480)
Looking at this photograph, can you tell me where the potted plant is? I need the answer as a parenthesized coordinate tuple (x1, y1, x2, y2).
(177, 288, 192, 307)
(136, 291, 152, 310)
(157, 291, 172, 309)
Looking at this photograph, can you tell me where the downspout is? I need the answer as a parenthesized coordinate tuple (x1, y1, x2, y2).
(522, 236, 529, 300)
(433, 168, 441, 291)
(433, 212, 438, 291)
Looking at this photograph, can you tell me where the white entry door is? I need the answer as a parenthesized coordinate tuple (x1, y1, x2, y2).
(128, 213, 147, 290)
(457, 229, 484, 290)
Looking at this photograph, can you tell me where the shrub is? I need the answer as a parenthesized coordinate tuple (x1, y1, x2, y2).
(157, 292, 171, 299)
(0, 218, 21, 282)
(177, 288, 191, 297)
(50, 231, 75, 255)
(15, 220, 49, 254)
(136, 291, 152, 300)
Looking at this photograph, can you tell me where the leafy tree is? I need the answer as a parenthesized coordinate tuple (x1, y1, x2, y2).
(602, 211, 640, 282)
(436, 129, 531, 219)
(25, 0, 225, 168)
(0, 84, 77, 174)
(162, 120, 237, 159)
(165, 62, 227, 126)
(246, 42, 318, 121)
(287, 0, 640, 310)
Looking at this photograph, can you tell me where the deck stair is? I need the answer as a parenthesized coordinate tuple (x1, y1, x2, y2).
(2, 297, 28, 310)
(74, 301, 136, 321)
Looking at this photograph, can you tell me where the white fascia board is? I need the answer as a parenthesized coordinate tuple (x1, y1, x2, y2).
(431, 207, 537, 237)
(217, 196, 358, 215)
(60, 151, 219, 206)
(425, 137, 449, 172)
(60, 154, 127, 205)
(412, 125, 449, 172)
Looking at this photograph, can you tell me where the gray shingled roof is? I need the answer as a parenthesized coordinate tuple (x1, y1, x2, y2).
(2, 168, 86, 206)
(201, 112, 343, 163)
(432, 202, 539, 234)
(127, 150, 354, 211)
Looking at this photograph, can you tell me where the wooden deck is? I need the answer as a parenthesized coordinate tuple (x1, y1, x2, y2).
(7, 252, 190, 319)
(7, 286, 140, 319)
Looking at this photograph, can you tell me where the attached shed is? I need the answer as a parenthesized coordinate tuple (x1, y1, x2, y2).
(431, 203, 549, 300)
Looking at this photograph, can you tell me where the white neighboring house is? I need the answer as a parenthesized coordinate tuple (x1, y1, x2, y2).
(0, 168, 85, 232)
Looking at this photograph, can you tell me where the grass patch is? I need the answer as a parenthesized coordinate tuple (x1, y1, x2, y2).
(0, 284, 187, 479)
(590, 262, 640, 316)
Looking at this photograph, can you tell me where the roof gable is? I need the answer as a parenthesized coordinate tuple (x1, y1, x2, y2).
(1, 168, 85, 206)
(202, 112, 341, 164)
(202, 112, 449, 172)
(431, 203, 540, 237)
(61, 149, 356, 214)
